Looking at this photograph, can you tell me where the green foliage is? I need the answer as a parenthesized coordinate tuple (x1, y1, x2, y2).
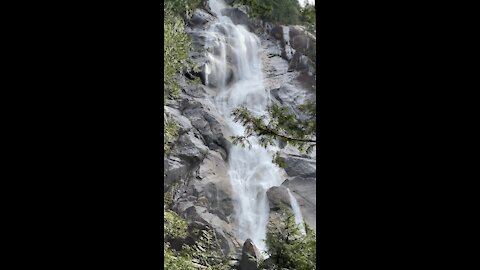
(164, 0, 202, 100)
(261, 214, 316, 270)
(183, 227, 231, 270)
(234, 0, 315, 26)
(164, 202, 231, 269)
(164, 201, 195, 270)
(164, 8, 191, 99)
(164, 209, 188, 240)
(164, 0, 202, 18)
(231, 101, 316, 154)
(273, 152, 287, 168)
(164, 113, 179, 157)
(300, 3, 316, 32)
(164, 0, 200, 156)
(165, 243, 196, 270)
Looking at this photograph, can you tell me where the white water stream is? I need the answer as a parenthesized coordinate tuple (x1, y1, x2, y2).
(287, 189, 306, 235)
(204, 0, 305, 253)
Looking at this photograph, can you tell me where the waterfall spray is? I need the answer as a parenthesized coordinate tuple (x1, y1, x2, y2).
(287, 188, 306, 235)
(203, 0, 284, 253)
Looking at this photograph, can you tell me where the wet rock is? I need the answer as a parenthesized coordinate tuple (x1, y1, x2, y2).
(266, 186, 292, 211)
(289, 25, 316, 42)
(288, 51, 310, 72)
(239, 239, 261, 270)
(204, 63, 235, 88)
(288, 26, 316, 67)
(296, 69, 316, 93)
(270, 83, 312, 111)
(189, 8, 215, 27)
(189, 31, 210, 49)
(221, 6, 250, 26)
(270, 25, 283, 40)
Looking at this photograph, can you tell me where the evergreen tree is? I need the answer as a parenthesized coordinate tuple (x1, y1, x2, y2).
(260, 214, 317, 270)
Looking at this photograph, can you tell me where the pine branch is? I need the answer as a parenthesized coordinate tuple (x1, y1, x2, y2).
(256, 125, 316, 143)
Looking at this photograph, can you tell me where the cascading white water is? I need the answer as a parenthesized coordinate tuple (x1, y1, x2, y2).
(204, 0, 284, 252)
(287, 189, 306, 235)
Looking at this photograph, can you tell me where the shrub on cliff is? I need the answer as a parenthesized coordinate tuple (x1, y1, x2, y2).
(164, 0, 202, 154)
(233, 0, 316, 26)
(260, 214, 317, 270)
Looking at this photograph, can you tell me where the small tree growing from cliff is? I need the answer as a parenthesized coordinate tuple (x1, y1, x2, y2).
(260, 214, 317, 270)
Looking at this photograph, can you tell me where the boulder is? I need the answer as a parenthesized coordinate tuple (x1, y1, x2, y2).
(164, 106, 193, 134)
(288, 25, 316, 62)
(288, 51, 310, 72)
(239, 239, 261, 270)
(203, 62, 235, 88)
(183, 84, 209, 98)
(266, 186, 292, 211)
(284, 155, 316, 178)
(188, 8, 216, 28)
(270, 83, 310, 108)
(221, 6, 250, 26)
(170, 131, 209, 166)
(270, 25, 283, 40)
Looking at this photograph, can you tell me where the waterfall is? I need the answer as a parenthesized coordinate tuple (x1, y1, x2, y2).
(204, 0, 284, 253)
(287, 189, 306, 235)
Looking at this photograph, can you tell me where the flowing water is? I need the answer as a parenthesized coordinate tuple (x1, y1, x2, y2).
(205, 0, 281, 252)
(287, 189, 306, 235)
(204, 0, 304, 252)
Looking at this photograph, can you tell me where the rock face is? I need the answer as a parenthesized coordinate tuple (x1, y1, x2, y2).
(221, 6, 250, 26)
(165, 3, 316, 258)
(188, 8, 216, 27)
(266, 186, 298, 232)
(266, 186, 292, 211)
(284, 155, 316, 178)
(239, 239, 261, 270)
(282, 177, 316, 231)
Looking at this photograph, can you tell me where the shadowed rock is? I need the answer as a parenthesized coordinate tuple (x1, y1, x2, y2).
(239, 239, 261, 270)
(221, 6, 250, 26)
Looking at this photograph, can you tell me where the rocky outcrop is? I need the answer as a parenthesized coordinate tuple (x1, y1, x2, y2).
(289, 25, 316, 56)
(266, 186, 292, 211)
(180, 98, 231, 159)
(188, 8, 216, 27)
(284, 155, 316, 178)
(239, 239, 261, 270)
(265, 186, 296, 232)
(282, 177, 316, 231)
(221, 6, 250, 27)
